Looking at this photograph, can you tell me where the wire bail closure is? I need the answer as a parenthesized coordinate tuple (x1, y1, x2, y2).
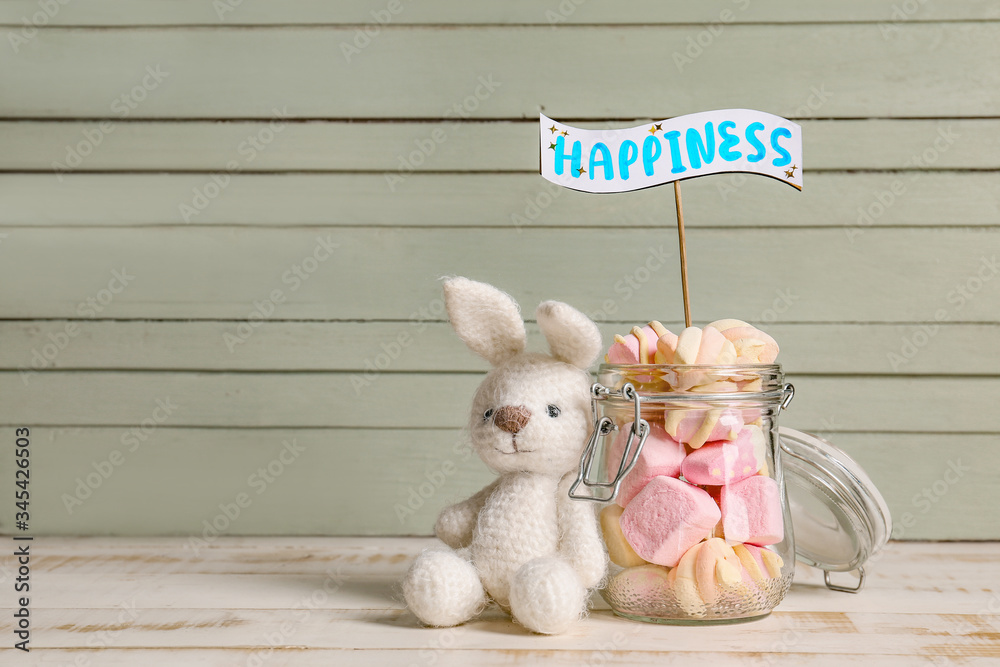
(569, 382, 649, 502)
(824, 568, 865, 593)
(780, 383, 795, 411)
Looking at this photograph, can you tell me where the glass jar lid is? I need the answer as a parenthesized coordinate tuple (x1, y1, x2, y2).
(779, 427, 892, 592)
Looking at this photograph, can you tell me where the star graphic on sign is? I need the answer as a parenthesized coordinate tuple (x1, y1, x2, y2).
(561, 130, 569, 137)
(784, 165, 798, 179)
(548, 142, 557, 150)
(576, 166, 586, 176)
(648, 123, 662, 134)
(549, 125, 558, 134)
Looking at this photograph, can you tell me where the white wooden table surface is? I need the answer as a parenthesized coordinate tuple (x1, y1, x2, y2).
(2, 537, 998, 666)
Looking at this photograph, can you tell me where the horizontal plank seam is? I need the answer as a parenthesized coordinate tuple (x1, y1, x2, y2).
(2, 171, 997, 181)
(3, 224, 999, 232)
(4, 116, 1000, 123)
(1, 318, 998, 326)
(2, 225, 998, 232)
(3, 20, 1000, 28)
(0, 170, 997, 177)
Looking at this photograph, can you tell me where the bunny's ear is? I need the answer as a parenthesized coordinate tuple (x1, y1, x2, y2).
(536, 300, 602, 369)
(443, 277, 526, 365)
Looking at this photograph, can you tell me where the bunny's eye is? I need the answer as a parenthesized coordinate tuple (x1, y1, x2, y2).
(483, 408, 495, 422)
(547, 405, 561, 418)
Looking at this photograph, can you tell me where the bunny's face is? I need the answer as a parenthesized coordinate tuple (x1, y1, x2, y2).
(442, 277, 604, 477)
(470, 354, 593, 475)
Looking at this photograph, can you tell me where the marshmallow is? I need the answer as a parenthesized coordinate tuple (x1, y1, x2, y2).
(720, 475, 784, 546)
(665, 539, 742, 613)
(760, 547, 784, 578)
(606, 323, 662, 364)
(606, 320, 778, 366)
(667, 541, 784, 614)
(652, 329, 679, 364)
(620, 477, 721, 568)
(732, 543, 784, 582)
(746, 425, 768, 472)
(733, 377, 765, 423)
(681, 426, 766, 486)
(707, 318, 748, 332)
(666, 540, 706, 615)
(653, 330, 677, 363)
(664, 407, 743, 449)
(695, 538, 743, 605)
(607, 422, 686, 506)
(599, 504, 647, 568)
(742, 409, 763, 427)
(661, 326, 738, 366)
(708, 320, 779, 364)
(656, 327, 738, 391)
(691, 380, 740, 393)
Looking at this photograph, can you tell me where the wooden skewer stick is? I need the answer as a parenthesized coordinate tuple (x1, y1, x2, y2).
(673, 181, 692, 328)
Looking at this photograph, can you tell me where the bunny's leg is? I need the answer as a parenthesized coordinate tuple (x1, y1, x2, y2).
(509, 557, 587, 634)
(556, 473, 608, 589)
(403, 547, 485, 627)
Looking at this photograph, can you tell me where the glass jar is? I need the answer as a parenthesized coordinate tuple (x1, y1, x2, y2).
(570, 363, 796, 624)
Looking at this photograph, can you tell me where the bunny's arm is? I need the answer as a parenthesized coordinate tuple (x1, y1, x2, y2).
(556, 473, 608, 589)
(433, 478, 500, 549)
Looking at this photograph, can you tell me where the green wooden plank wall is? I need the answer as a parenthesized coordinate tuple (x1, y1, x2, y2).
(1, 3, 998, 540)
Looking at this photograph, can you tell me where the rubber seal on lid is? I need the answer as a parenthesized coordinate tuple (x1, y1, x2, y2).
(779, 427, 892, 593)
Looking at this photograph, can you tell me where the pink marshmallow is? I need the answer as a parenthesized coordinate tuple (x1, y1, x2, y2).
(654, 330, 679, 363)
(681, 428, 763, 486)
(620, 476, 722, 568)
(695, 325, 728, 363)
(717, 326, 779, 364)
(735, 380, 764, 424)
(607, 423, 686, 506)
(745, 544, 784, 578)
(606, 325, 659, 364)
(720, 475, 784, 546)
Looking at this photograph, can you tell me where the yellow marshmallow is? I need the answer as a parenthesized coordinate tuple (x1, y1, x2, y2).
(600, 504, 648, 568)
(761, 550, 784, 578)
(708, 319, 750, 332)
(673, 327, 703, 365)
(667, 541, 706, 616)
(695, 538, 743, 605)
(732, 544, 765, 581)
(688, 408, 723, 450)
(648, 320, 670, 339)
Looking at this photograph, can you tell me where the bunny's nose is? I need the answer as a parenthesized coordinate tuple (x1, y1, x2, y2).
(494, 405, 531, 434)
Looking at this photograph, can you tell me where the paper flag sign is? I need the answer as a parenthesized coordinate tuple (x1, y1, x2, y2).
(540, 110, 802, 193)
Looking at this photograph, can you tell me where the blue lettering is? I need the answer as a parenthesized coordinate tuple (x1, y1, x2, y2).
(663, 131, 686, 174)
(553, 136, 583, 176)
(745, 122, 766, 163)
(589, 142, 614, 180)
(718, 121, 742, 161)
(641, 135, 662, 176)
(618, 140, 638, 180)
(770, 128, 793, 167)
(685, 123, 715, 170)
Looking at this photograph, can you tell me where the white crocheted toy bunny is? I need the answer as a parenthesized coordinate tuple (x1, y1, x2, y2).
(402, 277, 607, 634)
